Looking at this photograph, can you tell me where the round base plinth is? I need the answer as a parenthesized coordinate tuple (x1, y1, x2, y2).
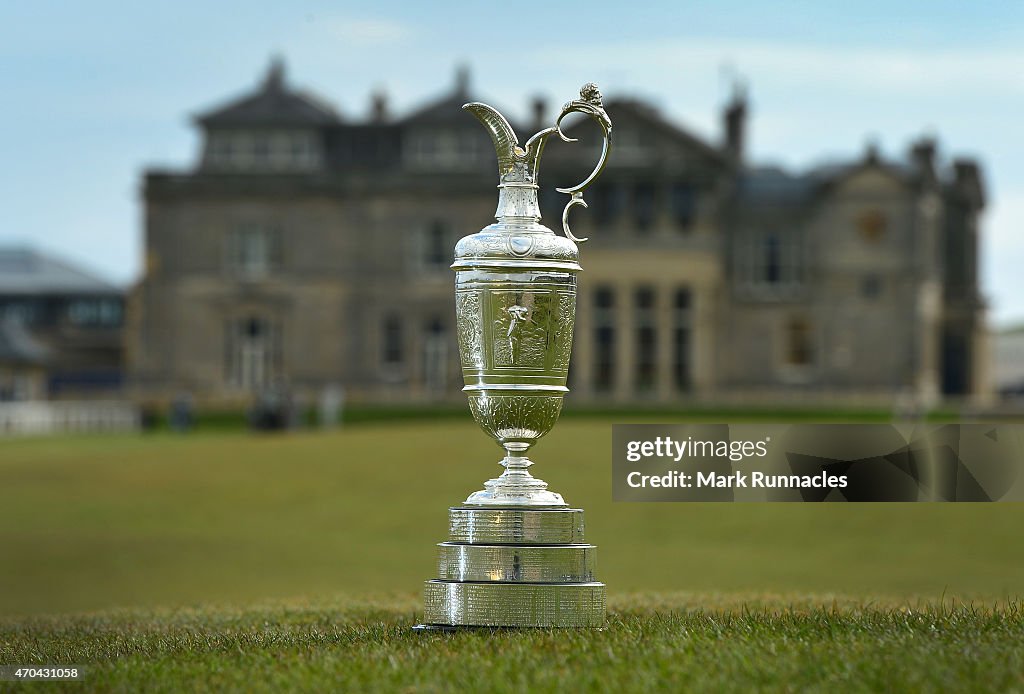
(422, 580, 605, 628)
(437, 542, 596, 583)
(448, 507, 586, 544)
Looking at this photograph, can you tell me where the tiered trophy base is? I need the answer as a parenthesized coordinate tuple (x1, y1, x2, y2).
(416, 507, 605, 629)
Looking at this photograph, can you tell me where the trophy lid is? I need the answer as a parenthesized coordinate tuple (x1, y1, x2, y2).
(452, 221, 581, 272)
(452, 84, 612, 273)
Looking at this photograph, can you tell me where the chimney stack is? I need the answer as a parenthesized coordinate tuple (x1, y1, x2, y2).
(264, 56, 286, 93)
(723, 82, 747, 164)
(910, 136, 937, 183)
(371, 90, 389, 123)
(953, 158, 985, 208)
(455, 64, 470, 97)
(531, 96, 547, 131)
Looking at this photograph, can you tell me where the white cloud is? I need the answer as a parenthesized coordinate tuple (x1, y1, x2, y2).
(534, 38, 1024, 97)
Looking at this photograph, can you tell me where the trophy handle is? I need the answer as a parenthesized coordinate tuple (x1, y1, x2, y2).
(524, 83, 613, 244)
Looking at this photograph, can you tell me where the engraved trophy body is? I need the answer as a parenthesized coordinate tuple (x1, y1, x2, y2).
(417, 84, 612, 629)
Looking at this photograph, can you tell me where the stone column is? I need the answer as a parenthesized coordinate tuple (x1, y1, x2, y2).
(614, 282, 634, 402)
(656, 282, 674, 402)
(690, 285, 715, 397)
(573, 286, 594, 401)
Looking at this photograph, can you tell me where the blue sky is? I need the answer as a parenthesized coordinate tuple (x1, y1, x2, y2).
(2, 1, 1023, 323)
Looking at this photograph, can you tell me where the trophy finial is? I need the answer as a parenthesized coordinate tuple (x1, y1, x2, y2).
(579, 82, 603, 106)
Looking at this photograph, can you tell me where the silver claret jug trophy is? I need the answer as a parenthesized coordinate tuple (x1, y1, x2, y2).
(416, 84, 613, 629)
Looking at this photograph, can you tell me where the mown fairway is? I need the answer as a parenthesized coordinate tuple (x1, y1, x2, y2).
(2, 595, 1022, 692)
(1, 419, 1023, 616)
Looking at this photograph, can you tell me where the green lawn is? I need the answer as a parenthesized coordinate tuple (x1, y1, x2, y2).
(1, 420, 1022, 690)
(1, 420, 1022, 616)
(1, 595, 1022, 692)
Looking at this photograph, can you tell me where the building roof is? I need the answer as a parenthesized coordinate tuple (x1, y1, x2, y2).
(0, 247, 121, 296)
(400, 66, 487, 126)
(738, 148, 920, 206)
(603, 98, 727, 165)
(737, 166, 815, 203)
(195, 59, 341, 127)
(0, 316, 48, 365)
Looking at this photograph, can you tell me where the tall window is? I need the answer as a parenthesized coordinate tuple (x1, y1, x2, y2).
(594, 286, 616, 392)
(422, 318, 447, 393)
(673, 288, 691, 391)
(592, 184, 623, 228)
(671, 183, 696, 231)
(228, 224, 282, 278)
(226, 316, 281, 391)
(422, 220, 449, 271)
(633, 183, 656, 233)
(763, 233, 782, 285)
(382, 315, 404, 365)
(738, 229, 803, 294)
(634, 287, 656, 392)
(784, 318, 814, 367)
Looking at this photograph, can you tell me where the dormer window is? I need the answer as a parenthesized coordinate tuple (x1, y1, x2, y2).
(406, 128, 487, 169)
(203, 129, 323, 172)
(196, 59, 337, 173)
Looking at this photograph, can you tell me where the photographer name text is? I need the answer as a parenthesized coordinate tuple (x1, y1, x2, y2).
(624, 435, 848, 490)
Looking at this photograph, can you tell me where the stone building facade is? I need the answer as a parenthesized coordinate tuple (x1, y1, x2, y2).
(129, 61, 988, 406)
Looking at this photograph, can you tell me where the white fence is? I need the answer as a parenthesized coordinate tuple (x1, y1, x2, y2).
(0, 401, 140, 436)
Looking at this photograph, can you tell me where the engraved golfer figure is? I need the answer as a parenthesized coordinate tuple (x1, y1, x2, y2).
(506, 305, 531, 364)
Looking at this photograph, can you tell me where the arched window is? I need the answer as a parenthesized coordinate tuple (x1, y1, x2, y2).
(226, 315, 281, 391)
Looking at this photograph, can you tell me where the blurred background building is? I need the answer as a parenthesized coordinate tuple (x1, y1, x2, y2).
(127, 59, 989, 407)
(0, 247, 124, 401)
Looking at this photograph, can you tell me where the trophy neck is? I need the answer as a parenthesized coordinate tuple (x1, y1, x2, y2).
(494, 182, 542, 225)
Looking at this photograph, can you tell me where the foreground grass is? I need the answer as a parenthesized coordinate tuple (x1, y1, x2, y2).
(1, 594, 1021, 692)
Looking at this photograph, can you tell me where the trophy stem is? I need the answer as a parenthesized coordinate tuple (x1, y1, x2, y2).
(464, 442, 567, 507)
(501, 442, 532, 470)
